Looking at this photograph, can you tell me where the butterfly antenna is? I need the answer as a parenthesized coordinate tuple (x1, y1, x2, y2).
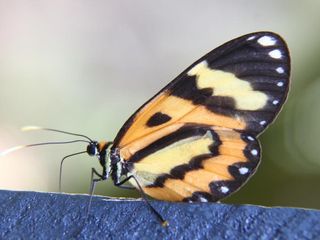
(0, 140, 90, 157)
(22, 126, 94, 142)
(59, 151, 87, 192)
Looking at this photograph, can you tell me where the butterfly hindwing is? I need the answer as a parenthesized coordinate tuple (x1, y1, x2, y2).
(112, 32, 290, 202)
(124, 125, 260, 202)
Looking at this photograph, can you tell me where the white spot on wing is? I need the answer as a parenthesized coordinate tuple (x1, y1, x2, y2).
(260, 120, 267, 125)
(258, 36, 276, 46)
(272, 100, 279, 105)
(251, 149, 258, 156)
(269, 49, 282, 59)
(239, 167, 249, 175)
(220, 186, 229, 193)
(247, 36, 256, 41)
(247, 136, 255, 141)
(277, 81, 284, 87)
(199, 197, 208, 202)
(276, 67, 284, 74)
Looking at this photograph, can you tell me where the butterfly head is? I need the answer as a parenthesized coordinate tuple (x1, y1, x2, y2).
(86, 141, 100, 156)
(86, 141, 114, 176)
(86, 141, 113, 160)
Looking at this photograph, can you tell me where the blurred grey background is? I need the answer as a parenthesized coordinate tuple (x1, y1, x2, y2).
(1, 1, 320, 209)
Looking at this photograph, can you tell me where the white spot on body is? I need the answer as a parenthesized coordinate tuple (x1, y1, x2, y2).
(239, 167, 249, 175)
(247, 36, 256, 41)
(257, 36, 276, 46)
(116, 162, 122, 179)
(199, 197, 208, 202)
(276, 67, 285, 74)
(247, 136, 255, 141)
(260, 120, 267, 126)
(251, 149, 258, 156)
(220, 186, 229, 193)
(272, 100, 279, 105)
(269, 49, 282, 59)
(277, 82, 284, 87)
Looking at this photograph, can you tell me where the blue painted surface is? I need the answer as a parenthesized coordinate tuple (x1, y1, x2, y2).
(0, 190, 319, 239)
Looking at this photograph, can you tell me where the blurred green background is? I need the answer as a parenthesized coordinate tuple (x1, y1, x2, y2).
(0, 1, 320, 209)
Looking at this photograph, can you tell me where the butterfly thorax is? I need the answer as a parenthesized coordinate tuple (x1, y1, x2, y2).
(86, 141, 128, 184)
(109, 146, 126, 184)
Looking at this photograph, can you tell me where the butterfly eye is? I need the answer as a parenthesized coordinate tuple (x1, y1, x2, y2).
(87, 142, 99, 156)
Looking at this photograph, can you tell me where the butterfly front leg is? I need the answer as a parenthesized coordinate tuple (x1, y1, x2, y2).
(115, 178, 136, 190)
(89, 167, 107, 194)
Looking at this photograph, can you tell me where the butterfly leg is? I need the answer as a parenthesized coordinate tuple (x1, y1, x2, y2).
(114, 177, 135, 190)
(116, 184, 135, 190)
(86, 167, 107, 216)
(115, 175, 168, 227)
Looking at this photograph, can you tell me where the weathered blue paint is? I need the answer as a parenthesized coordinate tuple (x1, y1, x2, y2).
(0, 190, 319, 240)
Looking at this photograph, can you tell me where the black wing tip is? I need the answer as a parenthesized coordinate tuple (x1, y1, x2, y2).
(235, 31, 289, 44)
(220, 31, 291, 136)
(238, 31, 291, 71)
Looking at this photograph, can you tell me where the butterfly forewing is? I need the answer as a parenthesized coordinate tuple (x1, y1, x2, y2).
(112, 32, 290, 202)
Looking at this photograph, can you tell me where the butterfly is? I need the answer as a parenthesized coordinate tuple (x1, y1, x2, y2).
(98, 31, 290, 202)
(1, 31, 290, 226)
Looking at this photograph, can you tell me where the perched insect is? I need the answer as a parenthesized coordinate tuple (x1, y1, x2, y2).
(1, 32, 290, 226)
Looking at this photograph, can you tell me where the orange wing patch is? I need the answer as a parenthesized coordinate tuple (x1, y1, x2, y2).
(117, 92, 247, 148)
(118, 92, 191, 147)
